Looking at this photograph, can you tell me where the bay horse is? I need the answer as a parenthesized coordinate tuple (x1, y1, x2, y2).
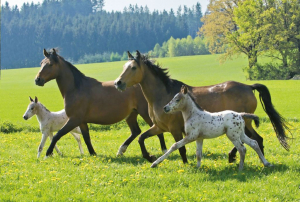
(35, 49, 166, 157)
(23, 96, 84, 158)
(114, 50, 290, 163)
(151, 85, 272, 171)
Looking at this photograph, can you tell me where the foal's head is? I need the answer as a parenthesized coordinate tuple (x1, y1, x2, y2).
(114, 51, 144, 91)
(164, 85, 189, 113)
(23, 96, 39, 120)
(35, 49, 61, 86)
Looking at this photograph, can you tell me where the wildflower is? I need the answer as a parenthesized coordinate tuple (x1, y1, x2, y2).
(238, 190, 242, 192)
(177, 169, 184, 173)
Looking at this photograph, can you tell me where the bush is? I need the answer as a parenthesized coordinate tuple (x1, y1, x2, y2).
(245, 63, 290, 80)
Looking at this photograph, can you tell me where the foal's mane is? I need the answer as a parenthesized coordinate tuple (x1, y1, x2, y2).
(187, 92, 203, 111)
(134, 54, 183, 93)
(37, 102, 50, 113)
(49, 49, 86, 89)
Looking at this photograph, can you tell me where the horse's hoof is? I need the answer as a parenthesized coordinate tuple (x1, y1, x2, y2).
(151, 163, 157, 168)
(265, 162, 273, 167)
(228, 153, 236, 163)
(117, 145, 128, 156)
(90, 153, 97, 156)
(150, 155, 157, 162)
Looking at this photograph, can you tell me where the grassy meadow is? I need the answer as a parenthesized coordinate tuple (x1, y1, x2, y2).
(0, 54, 300, 201)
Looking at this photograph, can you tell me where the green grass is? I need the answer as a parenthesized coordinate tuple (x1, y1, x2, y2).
(1, 123, 300, 201)
(1, 54, 300, 201)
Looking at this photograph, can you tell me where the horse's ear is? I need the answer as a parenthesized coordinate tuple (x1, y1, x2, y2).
(136, 50, 141, 61)
(52, 48, 57, 56)
(181, 85, 187, 94)
(34, 96, 38, 103)
(43, 49, 49, 57)
(29, 96, 34, 102)
(127, 51, 134, 60)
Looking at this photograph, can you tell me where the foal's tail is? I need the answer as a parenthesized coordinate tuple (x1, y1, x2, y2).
(240, 113, 260, 128)
(251, 83, 290, 151)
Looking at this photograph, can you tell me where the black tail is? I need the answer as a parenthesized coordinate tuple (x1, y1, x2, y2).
(240, 113, 260, 128)
(251, 83, 290, 151)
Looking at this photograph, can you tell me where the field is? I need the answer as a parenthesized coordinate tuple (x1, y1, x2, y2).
(1, 54, 300, 201)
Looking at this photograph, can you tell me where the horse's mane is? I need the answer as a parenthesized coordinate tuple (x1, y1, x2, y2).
(134, 54, 174, 93)
(187, 92, 203, 111)
(38, 102, 50, 113)
(49, 49, 86, 89)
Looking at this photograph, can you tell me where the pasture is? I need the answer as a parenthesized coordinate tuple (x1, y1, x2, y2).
(1, 54, 300, 201)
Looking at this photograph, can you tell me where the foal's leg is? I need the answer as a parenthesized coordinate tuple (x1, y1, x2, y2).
(196, 139, 203, 168)
(240, 133, 272, 167)
(37, 131, 49, 158)
(46, 118, 81, 157)
(49, 132, 62, 156)
(151, 135, 195, 168)
(79, 123, 96, 156)
(138, 125, 164, 162)
(117, 111, 141, 156)
(228, 134, 246, 171)
(70, 132, 84, 155)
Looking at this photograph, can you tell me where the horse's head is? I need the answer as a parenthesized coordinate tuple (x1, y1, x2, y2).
(35, 49, 60, 86)
(23, 96, 39, 120)
(164, 85, 188, 114)
(114, 50, 144, 91)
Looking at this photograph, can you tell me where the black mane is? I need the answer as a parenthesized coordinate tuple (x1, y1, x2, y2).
(187, 92, 203, 111)
(49, 49, 86, 89)
(135, 54, 174, 93)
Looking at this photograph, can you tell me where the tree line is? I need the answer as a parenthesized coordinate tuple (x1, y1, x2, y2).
(200, 0, 300, 79)
(1, 0, 203, 69)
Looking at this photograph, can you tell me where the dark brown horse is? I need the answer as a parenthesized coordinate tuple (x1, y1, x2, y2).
(114, 51, 290, 163)
(35, 49, 166, 157)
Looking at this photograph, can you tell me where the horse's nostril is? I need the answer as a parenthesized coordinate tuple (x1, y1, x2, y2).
(36, 77, 40, 81)
(117, 80, 122, 85)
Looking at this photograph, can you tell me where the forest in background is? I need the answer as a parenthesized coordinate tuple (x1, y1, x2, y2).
(1, 0, 203, 69)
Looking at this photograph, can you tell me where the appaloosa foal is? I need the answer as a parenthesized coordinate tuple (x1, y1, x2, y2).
(151, 86, 272, 171)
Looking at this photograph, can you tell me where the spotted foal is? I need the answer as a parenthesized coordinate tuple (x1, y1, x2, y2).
(151, 85, 272, 171)
(23, 96, 84, 158)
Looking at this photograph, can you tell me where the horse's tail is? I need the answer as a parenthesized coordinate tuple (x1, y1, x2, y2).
(240, 113, 260, 128)
(251, 83, 290, 151)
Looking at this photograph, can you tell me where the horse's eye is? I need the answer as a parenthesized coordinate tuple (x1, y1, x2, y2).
(132, 66, 136, 70)
(176, 99, 180, 102)
(31, 107, 34, 110)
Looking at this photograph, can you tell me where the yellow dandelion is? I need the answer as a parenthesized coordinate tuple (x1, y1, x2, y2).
(63, 181, 67, 183)
(38, 181, 43, 184)
(94, 179, 98, 182)
(123, 179, 127, 182)
(238, 190, 242, 192)
(177, 169, 184, 173)
(274, 176, 277, 179)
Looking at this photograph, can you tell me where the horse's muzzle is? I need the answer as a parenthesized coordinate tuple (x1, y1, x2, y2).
(114, 80, 126, 92)
(35, 77, 45, 86)
(23, 115, 28, 120)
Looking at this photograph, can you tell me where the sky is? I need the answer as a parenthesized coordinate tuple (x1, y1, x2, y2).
(4, 0, 209, 14)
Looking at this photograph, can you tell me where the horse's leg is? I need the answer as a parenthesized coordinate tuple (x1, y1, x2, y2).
(117, 111, 141, 156)
(230, 138, 246, 171)
(79, 123, 96, 156)
(196, 138, 203, 168)
(246, 121, 264, 155)
(138, 125, 164, 162)
(46, 118, 80, 157)
(138, 108, 167, 153)
(171, 130, 188, 164)
(49, 132, 62, 156)
(70, 132, 84, 155)
(151, 135, 195, 168)
(240, 133, 272, 167)
(37, 131, 49, 158)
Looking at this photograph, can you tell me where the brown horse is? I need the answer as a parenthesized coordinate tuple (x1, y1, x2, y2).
(35, 49, 166, 157)
(114, 51, 290, 163)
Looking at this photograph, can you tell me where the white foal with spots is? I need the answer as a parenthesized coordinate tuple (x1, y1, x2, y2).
(23, 96, 84, 158)
(151, 85, 272, 171)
